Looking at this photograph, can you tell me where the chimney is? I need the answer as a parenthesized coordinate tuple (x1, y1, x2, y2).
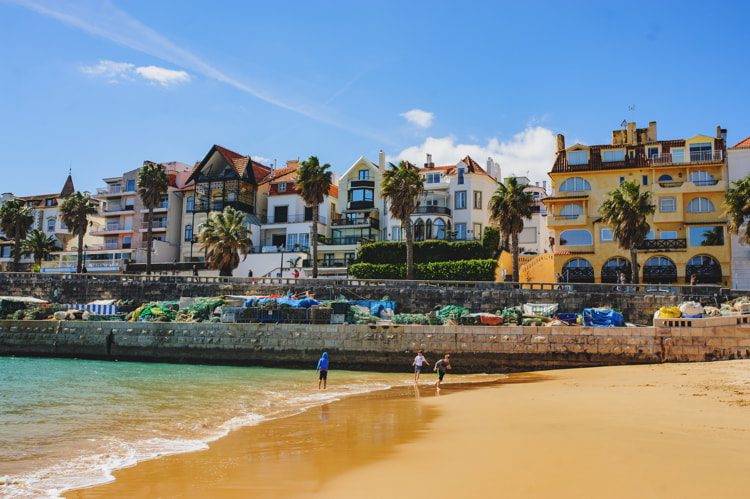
(648, 121, 657, 142)
(556, 134, 566, 152)
(716, 125, 727, 141)
(626, 122, 636, 145)
(378, 150, 385, 169)
(425, 153, 434, 168)
(542, 180, 547, 193)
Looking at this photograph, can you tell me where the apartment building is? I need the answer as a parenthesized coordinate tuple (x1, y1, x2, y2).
(728, 136, 750, 289)
(544, 121, 731, 286)
(508, 176, 551, 255)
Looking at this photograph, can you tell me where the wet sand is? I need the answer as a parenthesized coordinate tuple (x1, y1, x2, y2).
(68, 361, 750, 499)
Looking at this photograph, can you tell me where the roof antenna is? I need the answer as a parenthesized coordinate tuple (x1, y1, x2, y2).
(620, 119, 627, 128)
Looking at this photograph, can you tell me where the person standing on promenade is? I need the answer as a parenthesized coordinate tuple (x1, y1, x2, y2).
(434, 354, 452, 390)
(412, 351, 429, 383)
(317, 352, 329, 390)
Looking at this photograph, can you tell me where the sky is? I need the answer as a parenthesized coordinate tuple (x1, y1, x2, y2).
(1, 0, 749, 196)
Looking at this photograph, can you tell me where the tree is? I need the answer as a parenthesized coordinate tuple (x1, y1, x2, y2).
(137, 162, 169, 274)
(0, 199, 34, 272)
(599, 180, 655, 284)
(296, 156, 333, 278)
(23, 229, 58, 269)
(60, 192, 97, 273)
(381, 161, 424, 279)
(726, 175, 750, 244)
(488, 177, 534, 282)
(198, 206, 252, 276)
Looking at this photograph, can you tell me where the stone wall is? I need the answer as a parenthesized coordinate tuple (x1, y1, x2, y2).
(0, 273, 739, 324)
(1, 320, 748, 373)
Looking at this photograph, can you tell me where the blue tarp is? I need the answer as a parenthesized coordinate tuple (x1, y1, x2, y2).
(350, 300, 396, 317)
(244, 297, 321, 308)
(582, 308, 624, 327)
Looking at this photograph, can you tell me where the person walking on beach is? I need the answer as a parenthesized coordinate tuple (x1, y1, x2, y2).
(433, 354, 452, 390)
(412, 351, 429, 383)
(317, 352, 329, 390)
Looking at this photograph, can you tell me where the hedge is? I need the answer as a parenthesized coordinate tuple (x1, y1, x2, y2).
(356, 240, 488, 264)
(482, 227, 501, 259)
(349, 259, 497, 281)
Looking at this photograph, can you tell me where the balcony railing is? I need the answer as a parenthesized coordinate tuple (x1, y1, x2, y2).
(318, 236, 373, 246)
(104, 205, 134, 213)
(331, 216, 379, 228)
(141, 220, 168, 229)
(658, 181, 684, 188)
(302, 258, 355, 268)
(691, 178, 721, 187)
(413, 206, 452, 215)
(552, 214, 580, 221)
(97, 186, 122, 195)
(650, 149, 723, 165)
(189, 201, 255, 214)
(637, 238, 687, 251)
(93, 223, 132, 233)
(264, 214, 326, 224)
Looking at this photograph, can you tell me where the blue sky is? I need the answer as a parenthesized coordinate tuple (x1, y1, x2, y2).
(1, 0, 749, 195)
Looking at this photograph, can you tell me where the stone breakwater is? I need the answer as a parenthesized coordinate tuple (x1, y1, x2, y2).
(1, 320, 748, 373)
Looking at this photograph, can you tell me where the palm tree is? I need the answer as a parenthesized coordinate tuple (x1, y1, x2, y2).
(488, 177, 534, 282)
(138, 162, 168, 274)
(198, 206, 253, 276)
(599, 180, 655, 284)
(0, 199, 34, 272)
(381, 161, 424, 279)
(296, 156, 333, 278)
(726, 175, 750, 244)
(60, 192, 97, 273)
(23, 229, 58, 269)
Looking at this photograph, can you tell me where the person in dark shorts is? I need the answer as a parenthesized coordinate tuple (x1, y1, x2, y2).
(317, 352, 329, 389)
(433, 354, 452, 389)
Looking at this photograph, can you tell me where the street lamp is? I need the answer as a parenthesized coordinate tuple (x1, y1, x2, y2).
(82, 244, 88, 273)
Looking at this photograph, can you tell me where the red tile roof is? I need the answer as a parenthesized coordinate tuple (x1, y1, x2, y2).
(417, 155, 493, 178)
(732, 136, 750, 149)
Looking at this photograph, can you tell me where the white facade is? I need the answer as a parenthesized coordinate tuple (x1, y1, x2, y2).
(728, 142, 750, 289)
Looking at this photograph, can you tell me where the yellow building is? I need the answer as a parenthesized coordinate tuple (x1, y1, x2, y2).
(543, 121, 731, 286)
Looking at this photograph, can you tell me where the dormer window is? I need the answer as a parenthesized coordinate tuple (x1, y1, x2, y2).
(278, 182, 287, 193)
(567, 150, 588, 165)
(358, 169, 369, 180)
(425, 173, 441, 184)
(689, 142, 712, 161)
(602, 149, 625, 162)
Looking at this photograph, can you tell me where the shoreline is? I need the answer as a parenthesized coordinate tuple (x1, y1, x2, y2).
(66, 360, 750, 498)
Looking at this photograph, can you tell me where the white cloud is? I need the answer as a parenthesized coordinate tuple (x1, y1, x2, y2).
(80, 59, 189, 87)
(135, 65, 190, 86)
(391, 126, 557, 183)
(400, 109, 434, 128)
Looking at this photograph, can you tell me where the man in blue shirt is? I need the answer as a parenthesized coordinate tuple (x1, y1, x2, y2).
(317, 352, 329, 390)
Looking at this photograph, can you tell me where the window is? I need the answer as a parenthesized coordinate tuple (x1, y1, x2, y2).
(689, 142, 712, 161)
(391, 226, 402, 241)
(560, 204, 583, 218)
(434, 218, 446, 240)
(186, 196, 194, 211)
(184, 224, 193, 241)
(1, 246, 11, 258)
(660, 231, 677, 239)
(688, 226, 724, 246)
(600, 228, 613, 242)
(659, 197, 676, 213)
(562, 258, 594, 283)
(350, 188, 374, 202)
(455, 223, 466, 240)
(642, 175, 648, 186)
(122, 236, 132, 249)
(567, 150, 588, 165)
(46, 218, 56, 232)
(689, 170, 715, 186)
(473, 191, 482, 209)
(559, 177, 591, 192)
(658, 174, 673, 182)
(671, 148, 685, 163)
(559, 229, 593, 246)
(358, 169, 369, 180)
(472, 223, 482, 240)
(126, 179, 135, 192)
(277, 182, 287, 192)
(425, 173, 441, 184)
(457, 167, 465, 185)
(45, 198, 55, 207)
(645, 230, 655, 240)
(687, 197, 715, 213)
(273, 205, 289, 223)
(647, 147, 659, 159)
(602, 149, 625, 162)
(455, 191, 467, 209)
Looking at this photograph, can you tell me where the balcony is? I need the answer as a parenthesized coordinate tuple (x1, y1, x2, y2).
(140, 220, 168, 231)
(318, 236, 372, 246)
(302, 258, 355, 268)
(637, 238, 687, 251)
(348, 179, 375, 188)
(331, 216, 379, 229)
(264, 214, 326, 224)
(413, 206, 452, 216)
(103, 205, 135, 214)
(657, 181, 684, 189)
(91, 223, 133, 235)
(548, 214, 586, 226)
(347, 200, 375, 211)
(96, 186, 123, 196)
(650, 149, 723, 166)
(188, 200, 255, 214)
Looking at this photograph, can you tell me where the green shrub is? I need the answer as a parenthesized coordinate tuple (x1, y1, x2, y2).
(356, 240, 486, 264)
(482, 226, 501, 259)
(349, 259, 496, 281)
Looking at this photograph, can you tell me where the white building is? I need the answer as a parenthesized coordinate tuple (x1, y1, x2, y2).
(507, 176, 552, 255)
(728, 136, 750, 289)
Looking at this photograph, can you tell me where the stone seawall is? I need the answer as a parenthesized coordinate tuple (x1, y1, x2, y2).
(1, 320, 748, 373)
(0, 273, 738, 324)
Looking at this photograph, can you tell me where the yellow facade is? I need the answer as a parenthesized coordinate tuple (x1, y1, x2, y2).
(543, 123, 731, 287)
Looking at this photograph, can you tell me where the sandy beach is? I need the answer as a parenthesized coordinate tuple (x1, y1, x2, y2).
(67, 361, 750, 499)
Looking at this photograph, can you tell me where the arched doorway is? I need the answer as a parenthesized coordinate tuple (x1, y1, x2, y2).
(601, 257, 632, 283)
(425, 219, 433, 240)
(562, 258, 594, 283)
(643, 256, 677, 284)
(414, 219, 424, 241)
(686, 255, 721, 284)
(434, 218, 446, 240)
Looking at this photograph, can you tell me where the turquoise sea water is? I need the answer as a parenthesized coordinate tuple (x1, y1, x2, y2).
(0, 357, 403, 497)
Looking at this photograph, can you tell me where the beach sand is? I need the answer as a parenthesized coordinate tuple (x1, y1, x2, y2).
(67, 361, 750, 499)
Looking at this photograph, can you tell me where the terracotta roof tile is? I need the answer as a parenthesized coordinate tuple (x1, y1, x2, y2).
(732, 136, 750, 149)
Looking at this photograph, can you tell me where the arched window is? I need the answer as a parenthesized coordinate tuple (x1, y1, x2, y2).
(414, 219, 425, 242)
(689, 171, 716, 186)
(559, 204, 583, 219)
(686, 255, 721, 284)
(559, 229, 593, 246)
(562, 258, 594, 283)
(434, 218, 446, 240)
(687, 197, 715, 213)
(643, 256, 677, 284)
(425, 219, 433, 240)
(601, 257, 632, 283)
(184, 224, 193, 242)
(46, 217, 56, 232)
(186, 196, 195, 212)
(657, 174, 673, 182)
(559, 177, 591, 192)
